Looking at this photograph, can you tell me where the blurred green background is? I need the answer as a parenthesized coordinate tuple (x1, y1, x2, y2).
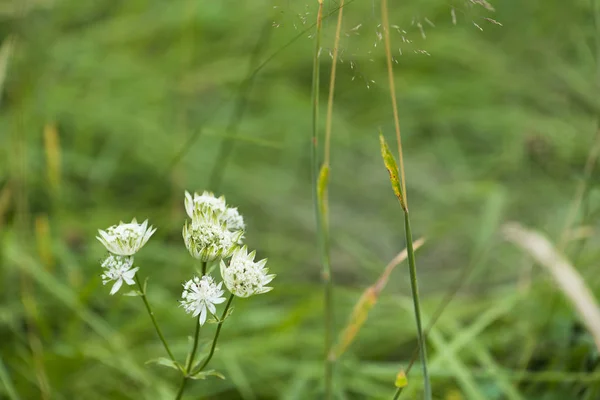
(2, 0, 600, 398)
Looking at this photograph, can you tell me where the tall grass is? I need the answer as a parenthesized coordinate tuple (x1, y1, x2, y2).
(380, 0, 431, 398)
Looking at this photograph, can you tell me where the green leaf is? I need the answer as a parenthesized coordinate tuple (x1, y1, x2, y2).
(189, 369, 226, 380)
(379, 133, 406, 211)
(395, 370, 408, 388)
(208, 306, 234, 324)
(146, 357, 182, 371)
(123, 290, 143, 297)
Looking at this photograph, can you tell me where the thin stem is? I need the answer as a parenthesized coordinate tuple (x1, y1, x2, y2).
(175, 319, 201, 400)
(134, 275, 178, 368)
(310, 1, 334, 398)
(402, 212, 431, 399)
(381, 0, 407, 207)
(186, 321, 201, 372)
(174, 376, 187, 400)
(201, 261, 207, 276)
(191, 294, 235, 375)
(324, 0, 344, 166)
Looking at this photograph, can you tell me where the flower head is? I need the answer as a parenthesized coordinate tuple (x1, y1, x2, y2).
(180, 275, 226, 325)
(185, 191, 227, 218)
(183, 211, 243, 261)
(184, 191, 245, 233)
(97, 218, 156, 256)
(220, 246, 274, 298)
(101, 254, 139, 295)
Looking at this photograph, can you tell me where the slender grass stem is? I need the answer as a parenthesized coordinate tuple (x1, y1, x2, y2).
(380, 0, 430, 398)
(191, 294, 235, 375)
(310, 1, 334, 398)
(381, 0, 407, 205)
(395, 212, 431, 399)
(324, 0, 344, 167)
(134, 274, 179, 369)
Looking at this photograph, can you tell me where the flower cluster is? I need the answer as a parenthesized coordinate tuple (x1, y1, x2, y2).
(185, 191, 245, 232)
(179, 191, 275, 324)
(182, 191, 244, 261)
(97, 218, 156, 256)
(96, 191, 275, 327)
(97, 219, 156, 294)
(220, 246, 274, 298)
(180, 275, 226, 325)
(101, 255, 138, 295)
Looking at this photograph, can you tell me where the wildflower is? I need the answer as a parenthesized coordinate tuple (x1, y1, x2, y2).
(183, 211, 243, 261)
(184, 191, 246, 233)
(101, 254, 139, 295)
(220, 246, 274, 298)
(185, 191, 227, 218)
(180, 275, 226, 325)
(97, 218, 156, 256)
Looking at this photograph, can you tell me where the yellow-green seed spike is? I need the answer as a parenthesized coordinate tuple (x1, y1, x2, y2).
(317, 163, 330, 221)
(379, 133, 407, 212)
(394, 370, 408, 388)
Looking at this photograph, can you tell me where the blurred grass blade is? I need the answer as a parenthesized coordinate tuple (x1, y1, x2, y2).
(35, 214, 54, 271)
(0, 355, 21, 400)
(43, 123, 61, 195)
(0, 35, 15, 107)
(379, 133, 406, 212)
(331, 238, 425, 359)
(503, 223, 600, 351)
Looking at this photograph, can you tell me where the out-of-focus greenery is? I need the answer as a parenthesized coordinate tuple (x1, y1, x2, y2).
(1, 0, 600, 399)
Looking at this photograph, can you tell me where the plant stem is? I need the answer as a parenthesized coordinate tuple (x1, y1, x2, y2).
(134, 274, 179, 369)
(175, 320, 201, 400)
(191, 294, 235, 375)
(174, 376, 187, 400)
(399, 212, 431, 399)
(310, 1, 334, 398)
(381, 0, 407, 206)
(201, 260, 207, 276)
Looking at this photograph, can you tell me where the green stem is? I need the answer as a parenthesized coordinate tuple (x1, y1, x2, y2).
(402, 212, 431, 400)
(174, 376, 187, 400)
(186, 320, 201, 372)
(174, 260, 208, 399)
(134, 275, 179, 370)
(175, 319, 201, 400)
(191, 294, 234, 375)
(310, 2, 334, 398)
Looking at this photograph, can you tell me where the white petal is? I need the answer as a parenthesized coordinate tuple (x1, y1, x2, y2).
(199, 306, 207, 325)
(206, 302, 216, 314)
(212, 296, 226, 304)
(110, 279, 123, 295)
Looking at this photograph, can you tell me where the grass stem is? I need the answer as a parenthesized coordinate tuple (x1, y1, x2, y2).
(380, 0, 431, 398)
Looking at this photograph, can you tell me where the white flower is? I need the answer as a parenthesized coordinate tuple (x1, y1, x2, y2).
(183, 211, 243, 261)
(220, 246, 274, 298)
(184, 191, 245, 233)
(97, 218, 156, 256)
(223, 207, 245, 232)
(180, 275, 226, 325)
(101, 254, 139, 295)
(185, 191, 227, 218)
